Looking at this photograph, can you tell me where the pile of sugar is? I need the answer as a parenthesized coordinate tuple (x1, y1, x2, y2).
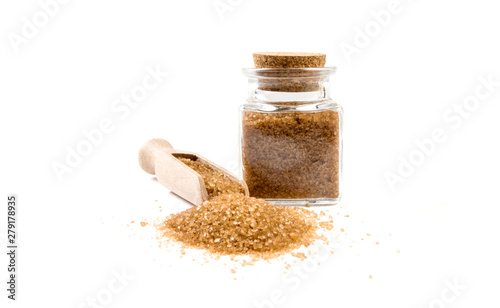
(177, 157, 245, 200)
(156, 194, 321, 259)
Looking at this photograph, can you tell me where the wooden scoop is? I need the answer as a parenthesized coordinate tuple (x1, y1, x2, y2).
(138, 138, 249, 205)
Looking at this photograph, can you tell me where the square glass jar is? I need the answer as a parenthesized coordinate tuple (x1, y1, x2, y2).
(240, 67, 343, 206)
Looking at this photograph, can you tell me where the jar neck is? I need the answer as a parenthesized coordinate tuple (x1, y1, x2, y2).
(248, 79, 331, 103)
(243, 67, 335, 104)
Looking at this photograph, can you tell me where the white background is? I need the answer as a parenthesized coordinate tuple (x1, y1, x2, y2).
(1, 0, 500, 307)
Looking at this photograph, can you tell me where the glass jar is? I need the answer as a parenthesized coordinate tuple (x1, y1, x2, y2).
(240, 67, 342, 206)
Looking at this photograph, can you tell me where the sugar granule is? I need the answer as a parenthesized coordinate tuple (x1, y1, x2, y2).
(177, 157, 245, 200)
(156, 194, 320, 259)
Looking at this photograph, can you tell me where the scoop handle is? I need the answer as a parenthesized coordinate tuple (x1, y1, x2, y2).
(138, 138, 208, 205)
(138, 138, 174, 175)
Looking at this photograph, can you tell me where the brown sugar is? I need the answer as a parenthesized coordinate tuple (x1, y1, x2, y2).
(242, 110, 340, 199)
(291, 252, 307, 260)
(319, 221, 334, 230)
(156, 194, 320, 258)
(178, 157, 245, 200)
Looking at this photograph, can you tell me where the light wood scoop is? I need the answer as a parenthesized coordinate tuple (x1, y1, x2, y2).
(138, 138, 249, 206)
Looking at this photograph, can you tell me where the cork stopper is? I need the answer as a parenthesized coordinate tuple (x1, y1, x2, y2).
(253, 52, 326, 68)
(251, 52, 327, 92)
